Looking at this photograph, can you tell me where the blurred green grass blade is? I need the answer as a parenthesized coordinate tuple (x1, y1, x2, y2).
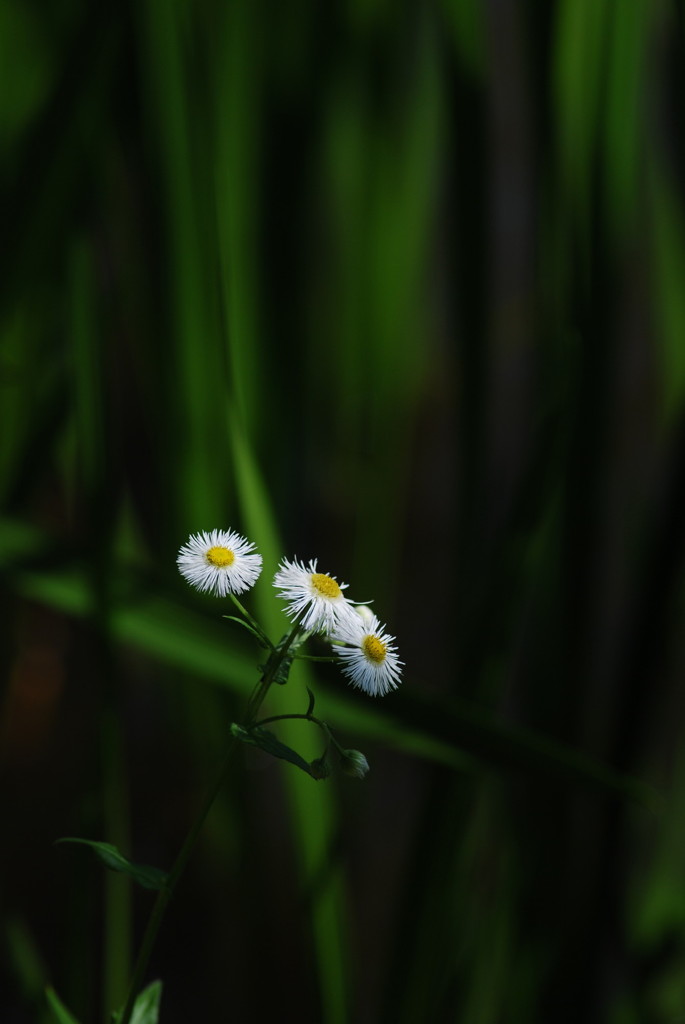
(553, 0, 608, 230)
(45, 987, 82, 1024)
(228, 413, 282, 581)
(213, 1, 262, 437)
(332, 702, 477, 776)
(320, 24, 443, 605)
(319, 71, 367, 454)
(0, 2, 54, 149)
(0, 309, 42, 505)
(5, 917, 49, 1003)
(136, 0, 224, 526)
(101, 726, 132, 1020)
(2, 518, 657, 808)
(69, 237, 104, 501)
(69, 235, 132, 1020)
(362, 34, 441, 593)
(388, 690, 660, 811)
(0, 8, 118, 314)
(368, 25, 441, 411)
(601, 0, 652, 245)
(229, 424, 350, 1024)
(648, 159, 685, 427)
(11, 567, 256, 692)
(0, 518, 57, 562)
(0, 314, 66, 514)
(442, 0, 486, 80)
(631, 746, 685, 949)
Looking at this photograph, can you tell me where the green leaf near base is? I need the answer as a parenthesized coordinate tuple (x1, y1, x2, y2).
(111, 980, 163, 1024)
(56, 839, 168, 891)
(130, 980, 163, 1024)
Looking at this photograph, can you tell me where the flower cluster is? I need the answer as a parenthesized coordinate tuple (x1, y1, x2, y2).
(273, 556, 402, 697)
(177, 528, 403, 697)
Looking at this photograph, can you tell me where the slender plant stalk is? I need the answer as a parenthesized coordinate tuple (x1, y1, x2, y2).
(118, 622, 303, 1024)
(117, 743, 236, 1024)
(253, 713, 349, 757)
(292, 654, 339, 663)
(228, 593, 274, 649)
(255, 713, 322, 727)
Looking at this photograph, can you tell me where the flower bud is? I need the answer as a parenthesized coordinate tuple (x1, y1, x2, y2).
(340, 749, 370, 779)
(355, 605, 376, 626)
(309, 756, 332, 780)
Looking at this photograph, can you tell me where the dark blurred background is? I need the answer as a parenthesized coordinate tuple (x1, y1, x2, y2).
(2, 0, 685, 1021)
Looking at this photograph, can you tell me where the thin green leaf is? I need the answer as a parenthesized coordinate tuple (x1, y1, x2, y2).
(230, 723, 320, 779)
(221, 614, 270, 648)
(305, 687, 316, 718)
(5, 917, 48, 1000)
(129, 980, 163, 1024)
(45, 986, 82, 1024)
(56, 839, 168, 891)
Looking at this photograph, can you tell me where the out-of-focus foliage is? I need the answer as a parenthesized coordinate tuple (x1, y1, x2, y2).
(2, 1, 685, 1022)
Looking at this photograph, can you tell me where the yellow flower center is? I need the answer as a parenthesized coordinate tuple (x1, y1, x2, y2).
(311, 573, 342, 599)
(362, 634, 387, 664)
(206, 546, 235, 567)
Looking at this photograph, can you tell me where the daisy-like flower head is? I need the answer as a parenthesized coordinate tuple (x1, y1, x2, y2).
(273, 557, 355, 633)
(331, 610, 403, 697)
(177, 528, 263, 597)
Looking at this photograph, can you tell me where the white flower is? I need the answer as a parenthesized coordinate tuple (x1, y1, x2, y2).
(331, 611, 403, 697)
(273, 557, 355, 633)
(177, 529, 263, 597)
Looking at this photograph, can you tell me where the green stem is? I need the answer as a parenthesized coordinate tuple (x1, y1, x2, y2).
(227, 594, 274, 650)
(118, 621, 305, 1024)
(245, 619, 304, 723)
(292, 653, 339, 662)
(117, 743, 235, 1024)
(254, 712, 324, 729)
(253, 712, 345, 754)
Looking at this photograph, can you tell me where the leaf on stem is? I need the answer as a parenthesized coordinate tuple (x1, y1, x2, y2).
(230, 723, 325, 780)
(112, 980, 163, 1024)
(56, 839, 168, 891)
(221, 614, 271, 648)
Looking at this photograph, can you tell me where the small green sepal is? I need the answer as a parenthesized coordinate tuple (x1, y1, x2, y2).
(56, 839, 168, 891)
